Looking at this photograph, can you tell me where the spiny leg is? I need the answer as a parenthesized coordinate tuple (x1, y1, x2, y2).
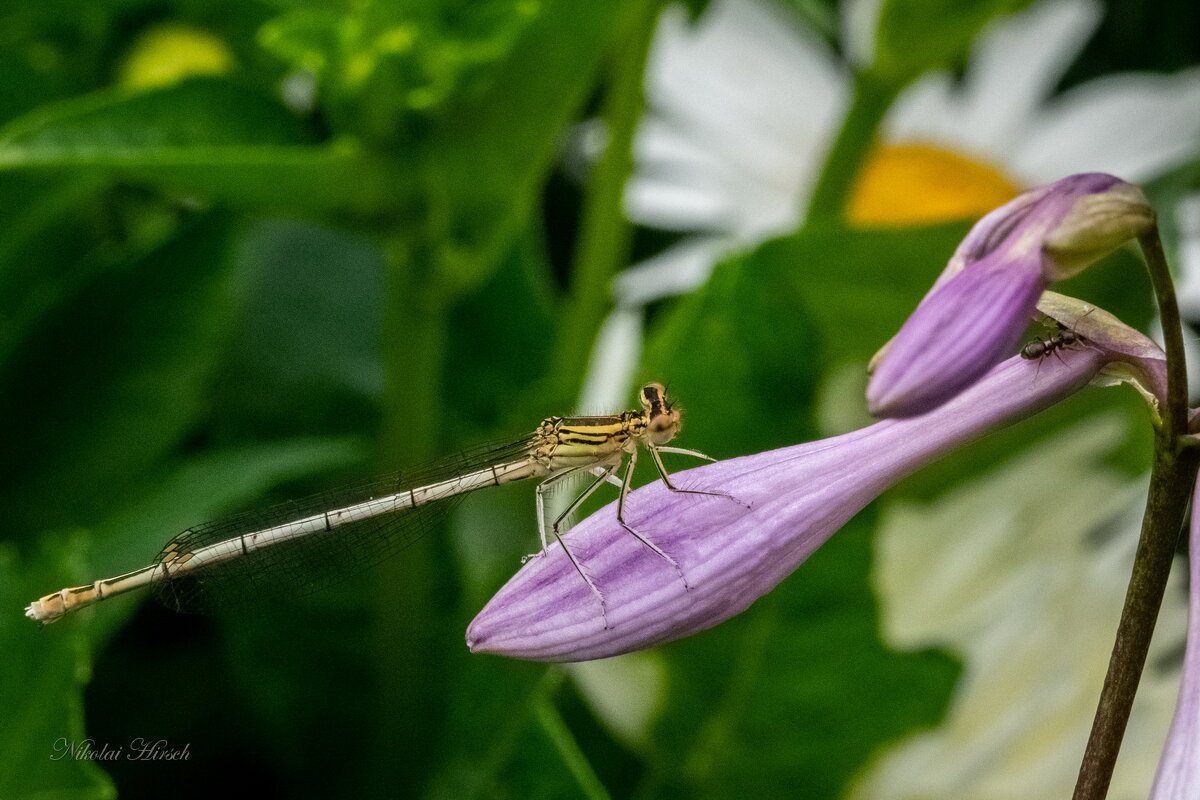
(647, 445, 750, 509)
(530, 467, 610, 626)
(589, 463, 626, 488)
(654, 445, 716, 461)
(552, 465, 618, 537)
(615, 448, 690, 589)
(529, 465, 592, 559)
(549, 521, 610, 628)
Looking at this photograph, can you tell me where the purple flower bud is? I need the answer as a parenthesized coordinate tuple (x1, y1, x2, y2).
(468, 347, 1110, 662)
(866, 246, 1047, 418)
(1149, 475, 1200, 798)
(867, 173, 1153, 419)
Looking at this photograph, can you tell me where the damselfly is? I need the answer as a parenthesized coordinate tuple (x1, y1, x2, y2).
(26, 383, 736, 625)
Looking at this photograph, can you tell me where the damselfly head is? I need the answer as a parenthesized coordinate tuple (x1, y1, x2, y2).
(640, 382, 681, 444)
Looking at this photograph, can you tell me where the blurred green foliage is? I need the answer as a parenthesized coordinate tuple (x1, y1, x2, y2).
(0, 0, 1193, 798)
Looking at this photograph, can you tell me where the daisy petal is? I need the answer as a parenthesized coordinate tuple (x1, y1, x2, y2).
(578, 308, 644, 413)
(886, 0, 1102, 159)
(615, 238, 735, 306)
(958, 0, 1102, 155)
(624, 178, 740, 232)
(632, 0, 846, 232)
(1013, 69, 1200, 182)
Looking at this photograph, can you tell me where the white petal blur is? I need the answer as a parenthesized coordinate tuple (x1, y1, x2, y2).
(1149, 473, 1200, 799)
(851, 417, 1187, 800)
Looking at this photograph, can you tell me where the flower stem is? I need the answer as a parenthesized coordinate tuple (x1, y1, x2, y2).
(1141, 227, 1190, 439)
(553, 0, 662, 396)
(804, 71, 899, 223)
(1072, 224, 1197, 799)
(1073, 442, 1199, 800)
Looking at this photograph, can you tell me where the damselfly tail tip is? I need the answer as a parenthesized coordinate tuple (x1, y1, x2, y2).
(24, 601, 54, 623)
(24, 591, 70, 624)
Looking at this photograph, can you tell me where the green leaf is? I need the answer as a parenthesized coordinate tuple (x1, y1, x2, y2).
(0, 536, 115, 800)
(872, 0, 1035, 82)
(0, 212, 240, 539)
(257, 9, 343, 76)
(211, 217, 388, 441)
(0, 43, 66, 123)
(0, 174, 111, 368)
(757, 220, 975, 365)
(421, 0, 633, 293)
(262, 1, 542, 144)
(23, 440, 366, 799)
(444, 230, 557, 438)
(638, 225, 964, 443)
(426, 667, 614, 800)
(0, 77, 308, 150)
(0, 78, 400, 211)
(0, 175, 104, 280)
(645, 516, 959, 799)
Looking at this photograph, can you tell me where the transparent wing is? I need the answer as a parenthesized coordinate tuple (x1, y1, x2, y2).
(152, 436, 537, 614)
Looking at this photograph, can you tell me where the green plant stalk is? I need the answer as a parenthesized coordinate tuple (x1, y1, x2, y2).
(534, 668, 612, 800)
(367, 237, 457, 795)
(803, 71, 900, 224)
(380, 260, 449, 464)
(553, 0, 662, 398)
(1072, 226, 1197, 800)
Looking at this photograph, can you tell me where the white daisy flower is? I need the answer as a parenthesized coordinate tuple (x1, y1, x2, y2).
(616, 0, 1200, 309)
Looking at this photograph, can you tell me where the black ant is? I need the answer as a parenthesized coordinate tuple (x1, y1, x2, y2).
(1020, 323, 1085, 360)
(1020, 307, 1095, 376)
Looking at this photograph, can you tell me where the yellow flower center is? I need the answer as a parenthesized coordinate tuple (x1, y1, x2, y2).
(118, 24, 235, 90)
(848, 144, 1021, 226)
